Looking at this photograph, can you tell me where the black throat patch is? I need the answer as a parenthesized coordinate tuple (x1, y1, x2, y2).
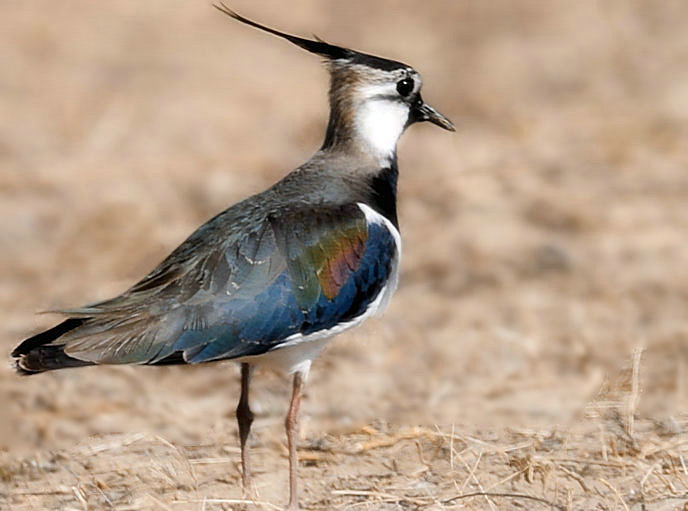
(368, 163, 399, 228)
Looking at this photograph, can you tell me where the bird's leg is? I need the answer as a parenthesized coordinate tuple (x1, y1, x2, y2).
(284, 371, 304, 511)
(236, 363, 255, 494)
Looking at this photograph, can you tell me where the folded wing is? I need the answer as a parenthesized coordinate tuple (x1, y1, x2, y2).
(24, 203, 397, 367)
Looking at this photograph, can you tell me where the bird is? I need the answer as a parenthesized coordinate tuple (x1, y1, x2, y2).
(11, 4, 454, 510)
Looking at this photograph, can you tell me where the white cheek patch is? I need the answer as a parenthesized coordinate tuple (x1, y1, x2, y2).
(355, 98, 409, 165)
(357, 82, 398, 99)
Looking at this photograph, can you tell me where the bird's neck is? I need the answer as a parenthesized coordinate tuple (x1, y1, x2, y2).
(319, 107, 400, 227)
(321, 89, 407, 168)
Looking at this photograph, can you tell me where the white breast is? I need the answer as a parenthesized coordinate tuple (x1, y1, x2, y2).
(240, 203, 401, 379)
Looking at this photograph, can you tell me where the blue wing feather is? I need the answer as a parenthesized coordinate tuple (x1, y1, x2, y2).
(179, 209, 396, 363)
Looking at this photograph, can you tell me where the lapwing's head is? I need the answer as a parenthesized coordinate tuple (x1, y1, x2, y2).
(215, 4, 454, 165)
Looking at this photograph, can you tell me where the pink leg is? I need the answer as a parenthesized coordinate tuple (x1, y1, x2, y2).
(284, 371, 304, 510)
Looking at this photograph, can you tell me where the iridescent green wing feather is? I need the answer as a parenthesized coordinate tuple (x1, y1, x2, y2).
(269, 204, 368, 308)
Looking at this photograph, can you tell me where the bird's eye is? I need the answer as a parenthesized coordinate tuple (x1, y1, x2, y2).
(396, 78, 414, 97)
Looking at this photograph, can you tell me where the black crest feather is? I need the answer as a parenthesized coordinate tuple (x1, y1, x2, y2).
(213, 3, 353, 60)
(213, 3, 409, 71)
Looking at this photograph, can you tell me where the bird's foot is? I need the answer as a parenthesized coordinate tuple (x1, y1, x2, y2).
(239, 483, 259, 508)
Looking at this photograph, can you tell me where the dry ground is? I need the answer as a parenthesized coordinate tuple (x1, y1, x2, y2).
(1, 1, 688, 509)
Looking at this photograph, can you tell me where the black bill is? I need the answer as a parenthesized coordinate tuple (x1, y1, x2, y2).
(410, 96, 455, 131)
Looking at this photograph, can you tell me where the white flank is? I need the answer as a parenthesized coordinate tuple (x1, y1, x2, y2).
(241, 203, 401, 379)
(354, 93, 409, 165)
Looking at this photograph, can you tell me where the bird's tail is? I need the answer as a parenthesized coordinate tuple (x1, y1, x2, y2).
(11, 318, 94, 374)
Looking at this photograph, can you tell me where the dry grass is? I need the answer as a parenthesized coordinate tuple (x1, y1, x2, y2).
(2, 1, 688, 509)
(3, 418, 688, 509)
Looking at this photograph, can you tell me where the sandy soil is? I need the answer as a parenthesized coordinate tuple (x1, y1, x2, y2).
(1, 1, 687, 509)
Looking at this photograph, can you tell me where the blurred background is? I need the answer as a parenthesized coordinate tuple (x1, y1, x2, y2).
(1, 1, 687, 509)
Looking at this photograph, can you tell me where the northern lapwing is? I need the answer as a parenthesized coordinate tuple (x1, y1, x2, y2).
(12, 5, 454, 509)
